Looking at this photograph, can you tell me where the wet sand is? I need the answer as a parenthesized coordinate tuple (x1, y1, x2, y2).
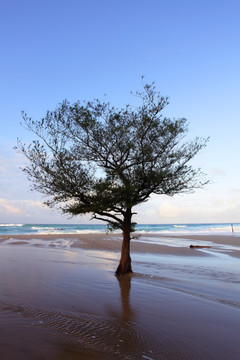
(1, 232, 240, 257)
(0, 233, 240, 359)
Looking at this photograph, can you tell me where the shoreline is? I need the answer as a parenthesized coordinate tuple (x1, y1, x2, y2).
(1, 232, 239, 258)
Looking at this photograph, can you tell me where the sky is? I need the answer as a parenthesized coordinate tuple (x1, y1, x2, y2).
(0, 0, 240, 224)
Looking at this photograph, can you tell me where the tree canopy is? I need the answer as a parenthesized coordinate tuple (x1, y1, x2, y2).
(16, 82, 209, 275)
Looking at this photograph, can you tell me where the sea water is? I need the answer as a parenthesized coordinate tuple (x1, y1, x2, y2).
(0, 222, 239, 235)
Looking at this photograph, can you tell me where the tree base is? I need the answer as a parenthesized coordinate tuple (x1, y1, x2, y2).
(115, 261, 133, 276)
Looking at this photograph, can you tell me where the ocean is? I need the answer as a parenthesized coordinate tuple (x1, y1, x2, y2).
(0, 223, 239, 236)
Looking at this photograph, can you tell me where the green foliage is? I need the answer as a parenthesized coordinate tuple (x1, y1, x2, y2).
(16, 81, 209, 231)
(107, 221, 136, 234)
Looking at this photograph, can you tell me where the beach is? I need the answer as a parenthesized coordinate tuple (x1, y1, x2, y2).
(0, 233, 240, 359)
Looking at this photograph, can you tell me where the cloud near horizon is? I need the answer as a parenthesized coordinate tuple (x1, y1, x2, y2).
(0, 198, 22, 214)
(134, 191, 240, 224)
(0, 198, 46, 215)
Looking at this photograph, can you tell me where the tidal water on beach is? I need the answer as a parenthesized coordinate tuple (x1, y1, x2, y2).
(0, 237, 240, 359)
(1, 222, 240, 236)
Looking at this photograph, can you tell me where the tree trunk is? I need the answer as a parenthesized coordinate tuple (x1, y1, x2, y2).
(115, 208, 133, 276)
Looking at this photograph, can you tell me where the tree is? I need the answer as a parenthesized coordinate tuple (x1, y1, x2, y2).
(16, 82, 209, 276)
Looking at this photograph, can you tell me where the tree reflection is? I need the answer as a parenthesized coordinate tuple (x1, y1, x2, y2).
(116, 275, 135, 321)
(106, 274, 135, 322)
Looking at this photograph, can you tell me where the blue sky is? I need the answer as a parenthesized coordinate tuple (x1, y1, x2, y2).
(0, 0, 239, 224)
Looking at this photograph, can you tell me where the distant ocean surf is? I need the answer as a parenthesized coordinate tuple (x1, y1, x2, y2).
(0, 223, 239, 236)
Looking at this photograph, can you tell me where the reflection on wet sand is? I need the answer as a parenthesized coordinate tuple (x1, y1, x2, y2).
(106, 275, 135, 322)
(0, 244, 160, 359)
(117, 275, 135, 321)
(1, 237, 240, 359)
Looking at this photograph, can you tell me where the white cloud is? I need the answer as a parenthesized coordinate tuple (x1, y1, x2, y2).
(134, 189, 240, 224)
(0, 198, 45, 215)
(157, 201, 188, 219)
(0, 196, 92, 224)
(0, 198, 22, 214)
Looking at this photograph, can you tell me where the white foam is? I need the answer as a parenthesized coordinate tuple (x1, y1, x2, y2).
(0, 223, 24, 227)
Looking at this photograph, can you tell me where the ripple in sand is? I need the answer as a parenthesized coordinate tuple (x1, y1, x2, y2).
(2, 303, 217, 360)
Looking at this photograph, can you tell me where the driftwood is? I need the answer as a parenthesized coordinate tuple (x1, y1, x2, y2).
(189, 245, 211, 249)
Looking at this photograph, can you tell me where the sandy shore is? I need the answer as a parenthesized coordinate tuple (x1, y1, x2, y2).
(1, 232, 240, 257)
(0, 233, 240, 253)
(0, 233, 240, 359)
